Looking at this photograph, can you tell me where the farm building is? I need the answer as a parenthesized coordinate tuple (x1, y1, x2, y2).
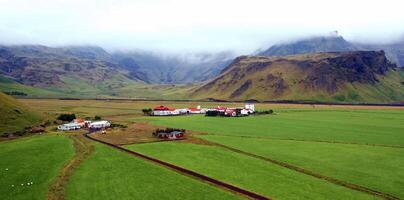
(188, 106, 206, 114)
(153, 128, 185, 140)
(72, 118, 92, 127)
(207, 104, 255, 117)
(58, 123, 81, 131)
(152, 105, 180, 116)
(89, 121, 111, 129)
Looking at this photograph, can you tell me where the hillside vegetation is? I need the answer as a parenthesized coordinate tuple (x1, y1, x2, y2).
(192, 51, 404, 103)
(0, 92, 42, 135)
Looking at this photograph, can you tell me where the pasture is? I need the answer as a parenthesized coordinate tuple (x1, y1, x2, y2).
(1, 99, 403, 199)
(66, 142, 242, 200)
(0, 135, 74, 200)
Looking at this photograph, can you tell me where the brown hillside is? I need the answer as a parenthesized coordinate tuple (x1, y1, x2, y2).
(191, 51, 404, 103)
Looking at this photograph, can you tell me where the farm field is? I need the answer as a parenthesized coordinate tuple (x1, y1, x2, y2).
(141, 109, 404, 146)
(200, 135, 404, 199)
(0, 135, 74, 200)
(66, 142, 242, 200)
(2, 99, 404, 200)
(126, 142, 375, 200)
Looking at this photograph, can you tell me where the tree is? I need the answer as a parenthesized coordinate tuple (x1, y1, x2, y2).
(142, 108, 153, 116)
(57, 114, 76, 122)
(94, 115, 102, 120)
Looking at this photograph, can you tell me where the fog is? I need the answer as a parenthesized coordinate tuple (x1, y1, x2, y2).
(0, 0, 403, 54)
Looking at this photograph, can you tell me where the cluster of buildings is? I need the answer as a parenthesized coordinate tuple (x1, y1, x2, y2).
(153, 128, 185, 140)
(57, 118, 111, 131)
(151, 104, 255, 117)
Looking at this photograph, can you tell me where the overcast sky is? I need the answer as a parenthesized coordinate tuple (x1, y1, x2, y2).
(0, 0, 403, 54)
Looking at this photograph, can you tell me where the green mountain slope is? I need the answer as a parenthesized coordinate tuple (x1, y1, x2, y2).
(191, 51, 404, 103)
(0, 92, 42, 135)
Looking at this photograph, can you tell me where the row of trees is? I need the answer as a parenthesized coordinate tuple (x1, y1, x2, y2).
(57, 114, 102, 122)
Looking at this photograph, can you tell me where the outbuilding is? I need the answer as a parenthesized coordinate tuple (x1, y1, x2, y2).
(89, 121, 111, 129)
(58, 123, 81, 131)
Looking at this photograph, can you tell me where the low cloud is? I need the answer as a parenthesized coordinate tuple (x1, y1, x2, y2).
(0, 0, 403, 54)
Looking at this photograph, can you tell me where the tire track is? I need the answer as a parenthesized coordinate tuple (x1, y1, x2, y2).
(84, 132, 270, 200)
(207, 134, 404, 149)
(47, 134, 94, 200)
(208, 141, 399, 200)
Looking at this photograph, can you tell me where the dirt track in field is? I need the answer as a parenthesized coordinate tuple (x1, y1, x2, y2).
(208, 134, 404, 149)
(47, 133, 94, 200)
(208, 141, 399, 200)
(84, 132, 270, 200)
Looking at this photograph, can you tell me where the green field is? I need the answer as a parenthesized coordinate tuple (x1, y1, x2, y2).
(137, 108, 404, 199)
(200, 135, 404, 198)
(67, 142, 242, 200)
(127, 142, 375, 200)
(141, 109, 404, 146)
(2, 99, 404, 200)
(0, 92, 43, 135)
(0, 135, 74, 200)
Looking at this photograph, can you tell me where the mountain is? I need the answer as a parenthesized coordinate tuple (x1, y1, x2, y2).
(112, 51, 233, 83)
(191, 51, 404, 103)
(357, 42, 404, 67)
(259, 32, 358, 57)
(0, 45, 232, 97)
(258, 32, 404, 67)
(0, 92, 42, 136)
(0, 45, 142, 97)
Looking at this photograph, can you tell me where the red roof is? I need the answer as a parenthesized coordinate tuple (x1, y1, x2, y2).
(189, 107, 200, 111)
(154, 105, 169, 111)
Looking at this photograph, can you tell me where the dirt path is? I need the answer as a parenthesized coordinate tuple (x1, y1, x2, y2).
(209, 141, 399, 200)
(47, 133, 94, 200)
(84, 132, 271, 200)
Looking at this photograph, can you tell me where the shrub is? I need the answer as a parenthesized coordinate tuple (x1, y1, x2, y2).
(110, 123, 128, 128)
(254, 110, 274, 115)
(57, 114, 76, 122)
(142, 108, 153, 116)
(206, 110, 220, 116)
(94, 115, 102, 120)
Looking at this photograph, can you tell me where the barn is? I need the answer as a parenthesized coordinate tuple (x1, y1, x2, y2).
(152, 105, 180, 116)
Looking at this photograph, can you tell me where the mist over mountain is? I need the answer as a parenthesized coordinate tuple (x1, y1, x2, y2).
(112, 51, 234, 83)
(257, 32, 404, 67)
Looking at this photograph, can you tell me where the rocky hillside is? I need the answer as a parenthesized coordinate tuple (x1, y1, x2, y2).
(192, 51, 404, 103)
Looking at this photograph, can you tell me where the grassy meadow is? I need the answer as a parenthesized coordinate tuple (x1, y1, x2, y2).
(127, 142, 375, 200)
(0, 135, 74, 200)
(1, 99, 404, 199)
(67, 142, 242, 200)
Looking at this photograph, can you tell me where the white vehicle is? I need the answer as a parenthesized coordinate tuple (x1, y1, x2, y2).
(58, 123, 81, 131)
(89, 121, 111, 129)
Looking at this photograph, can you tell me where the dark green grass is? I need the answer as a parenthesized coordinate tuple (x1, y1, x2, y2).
(200, 135, 404, 199)
(0, 135, 74, 200)
(127, 142, 375, 200)
(66, 142, 242, 200)
(141, 109, 404, 146)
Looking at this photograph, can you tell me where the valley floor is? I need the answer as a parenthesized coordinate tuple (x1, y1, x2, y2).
(1, 99, 404, 199)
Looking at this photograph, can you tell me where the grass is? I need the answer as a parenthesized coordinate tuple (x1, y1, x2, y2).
(66, 142, 243, 200)
(127, 142, 375, 200)
(0, 135, 74, 200)
(200, 135, 404, 199)
(141, 109, 404, 146)
(0, 92, 43, 135)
